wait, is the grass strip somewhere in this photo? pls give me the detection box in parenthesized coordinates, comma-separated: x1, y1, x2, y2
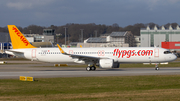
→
(0, 75, 180, 100)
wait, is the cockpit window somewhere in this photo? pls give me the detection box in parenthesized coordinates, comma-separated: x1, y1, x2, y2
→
(164, 51, 172, 54)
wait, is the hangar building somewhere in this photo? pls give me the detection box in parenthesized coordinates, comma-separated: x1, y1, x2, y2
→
(141, 25, 180, 47)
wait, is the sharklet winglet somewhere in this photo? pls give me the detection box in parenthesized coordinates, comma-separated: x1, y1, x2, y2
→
(57, 44, 66, 54)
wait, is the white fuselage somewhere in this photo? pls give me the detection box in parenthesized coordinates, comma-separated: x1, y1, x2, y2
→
(6, 47, 177, 64)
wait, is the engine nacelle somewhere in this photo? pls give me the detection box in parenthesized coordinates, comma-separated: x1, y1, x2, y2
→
(99, 59, 120, 69)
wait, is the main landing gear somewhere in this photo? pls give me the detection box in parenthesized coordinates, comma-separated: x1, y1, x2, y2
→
(155, 63, 159, 70)
(86, 66, 96, 71)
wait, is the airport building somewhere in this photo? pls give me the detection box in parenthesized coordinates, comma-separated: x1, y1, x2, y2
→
(0, 32, 10, 42)
(0, 32, 11, 58)
(24, 29, 55, 43)
(23, 29, 55, 47)
(77, 31, 134, 47)
(141, 25, 180, 47)
(43, 29, 55, 36)
(134, 36, 141, 47)
(24, 34, 54, 43)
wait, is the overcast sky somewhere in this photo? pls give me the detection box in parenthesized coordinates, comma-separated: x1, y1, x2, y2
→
(0, 0, 180, 27)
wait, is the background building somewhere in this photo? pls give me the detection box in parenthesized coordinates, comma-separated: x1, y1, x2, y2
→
(25, 34, 54, 43)
(141, 25, 180, 47)
(134, 36, 141, 47)
(24, 29, 55, 47)
(43, 29, 55, 36)
(0, 32, 11, 58)
(77, 31, 134, 47)
(162, 42, 180, 51)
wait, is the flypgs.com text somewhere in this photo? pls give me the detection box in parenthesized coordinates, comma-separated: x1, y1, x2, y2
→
(113, 49, 153, 58)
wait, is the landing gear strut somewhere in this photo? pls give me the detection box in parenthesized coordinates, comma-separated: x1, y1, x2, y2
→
(155, 63, 159, 70)
(86, 66, 96, 71)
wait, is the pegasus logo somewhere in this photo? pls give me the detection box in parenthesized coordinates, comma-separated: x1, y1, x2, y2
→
(12, 27, 29, 46)
(113, 49, 153, 58)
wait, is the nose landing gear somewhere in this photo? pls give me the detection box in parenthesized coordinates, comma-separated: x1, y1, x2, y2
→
(155, 63, 159, 70)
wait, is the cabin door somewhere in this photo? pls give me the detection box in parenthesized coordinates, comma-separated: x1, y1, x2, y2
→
(32, 49, 36, 58)
(154, 48, 159, 57)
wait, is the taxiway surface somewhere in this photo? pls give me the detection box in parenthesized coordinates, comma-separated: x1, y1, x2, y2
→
(1, 60, 180, 79)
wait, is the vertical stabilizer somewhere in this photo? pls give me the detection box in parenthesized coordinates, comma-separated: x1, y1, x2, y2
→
(7, 25, 36, 49)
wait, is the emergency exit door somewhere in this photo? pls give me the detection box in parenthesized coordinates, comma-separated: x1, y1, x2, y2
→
(154, 48, 159, 57)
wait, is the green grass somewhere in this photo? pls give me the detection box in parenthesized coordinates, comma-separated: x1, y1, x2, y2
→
(1, 75, 180, 100)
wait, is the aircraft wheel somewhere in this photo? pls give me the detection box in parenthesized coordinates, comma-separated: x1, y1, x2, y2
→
(91, 66, 96, 71)
(155, 67, 159, 71)
(86, 66, 91, 71)
(94, 67, 96, 71)
(155, 64, 159, 71)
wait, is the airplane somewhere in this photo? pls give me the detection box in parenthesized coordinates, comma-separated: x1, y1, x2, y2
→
(5, 25, 177, 71)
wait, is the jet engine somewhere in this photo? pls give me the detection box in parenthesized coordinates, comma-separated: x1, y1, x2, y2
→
(99, 59, 120, 69)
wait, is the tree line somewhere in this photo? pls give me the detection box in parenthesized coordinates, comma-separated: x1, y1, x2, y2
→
(0, 23, 179, 44)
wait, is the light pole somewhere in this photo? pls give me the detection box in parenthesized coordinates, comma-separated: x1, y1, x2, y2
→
(68, 33, 69, 45)
(95, 30, 97, 37)
(64, 27, 67, 46)
(80, 29, 84, 42)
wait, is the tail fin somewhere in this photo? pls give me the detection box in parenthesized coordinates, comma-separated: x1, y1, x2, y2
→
(7, 25, 36, 49)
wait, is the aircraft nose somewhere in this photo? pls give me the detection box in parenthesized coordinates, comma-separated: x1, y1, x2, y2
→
(171, 54, 177, 61)
(167, 54, 177, 61)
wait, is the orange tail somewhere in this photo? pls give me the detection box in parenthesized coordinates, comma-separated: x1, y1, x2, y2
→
(7, 25, 36, 49)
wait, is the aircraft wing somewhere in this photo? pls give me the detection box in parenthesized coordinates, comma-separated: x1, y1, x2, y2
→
(69, 54, 108, 60)
(57, 44, 109, 62)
